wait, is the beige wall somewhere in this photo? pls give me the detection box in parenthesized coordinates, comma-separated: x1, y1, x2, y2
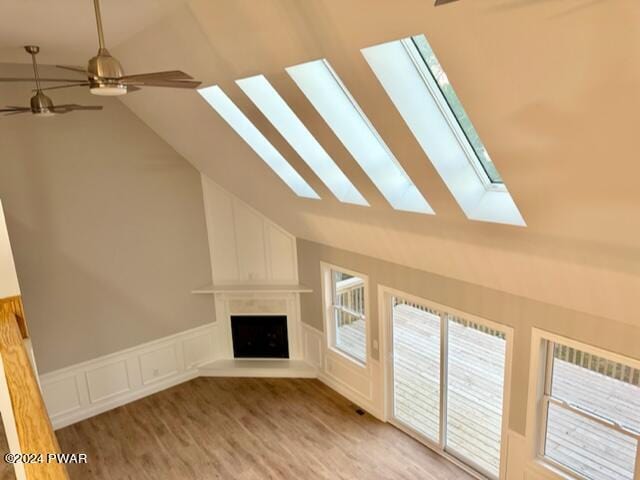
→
(0, 63, 214, 373)
(297, 238, 640, 435)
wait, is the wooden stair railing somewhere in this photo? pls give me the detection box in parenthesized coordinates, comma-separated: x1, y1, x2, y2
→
(0, 296, 69, 480)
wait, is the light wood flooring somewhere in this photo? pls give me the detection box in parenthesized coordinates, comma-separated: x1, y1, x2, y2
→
(2, 377, 472, 479)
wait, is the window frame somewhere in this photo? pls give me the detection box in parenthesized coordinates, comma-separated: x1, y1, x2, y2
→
(527, 329, 640, 480)
(321, 262, 369, 366)
(407, 36, 503, 186)
(286, 59, 434, 215)
(400, 38, 505, 192)
(197, 85, 320, 200)
(378, 285, 513, 480)
(361, 37, 526, 226)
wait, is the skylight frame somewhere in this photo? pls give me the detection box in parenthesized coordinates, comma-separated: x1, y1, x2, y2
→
(197, 85, 320, 200)
(409, 36, 504, 186)
(236, 74, 368, 206)
(402, 37, 505, 191)
(362, 36, 525, 226)
(286, 59, 434, 215)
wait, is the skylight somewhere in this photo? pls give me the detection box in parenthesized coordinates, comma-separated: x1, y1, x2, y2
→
(362, 36, 525, 226)
(198, 85, 319, 200)
(236, 75, 368, 206)
(286, 60, 434, 215)
(411, 35, 502, 184)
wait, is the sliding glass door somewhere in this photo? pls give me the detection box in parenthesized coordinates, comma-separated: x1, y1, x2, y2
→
(388, 295, 510, 479)
(391, 301, 442, 442)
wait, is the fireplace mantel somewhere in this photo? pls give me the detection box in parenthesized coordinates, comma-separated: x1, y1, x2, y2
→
(191, 284, 312, 295)
(206, 290, 305, 364)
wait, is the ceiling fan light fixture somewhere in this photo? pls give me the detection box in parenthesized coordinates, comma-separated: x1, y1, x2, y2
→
(34, 110, 56, 118)
(89, 83, 127, 96)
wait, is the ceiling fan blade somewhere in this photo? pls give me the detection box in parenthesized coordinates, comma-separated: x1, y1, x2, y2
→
(38, 82, 91, 92)
(52, 104, 103, 113)
(434, 0, 460, 5)
(122, 79, 202, 89)
(56, 65, 88, 75)
(119, 70, 193, 82)
(0, 107, 30, 113)
(126, 85, 141, 93)
(1, 109, 31, 116)
(0, 77, 85, 83)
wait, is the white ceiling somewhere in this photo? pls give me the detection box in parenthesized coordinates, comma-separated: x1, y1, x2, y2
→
(1, 0, 639, 327)
(0, 0, 188, 65)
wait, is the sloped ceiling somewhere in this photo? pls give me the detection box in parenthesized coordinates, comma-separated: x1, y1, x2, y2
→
(1, 0, 639, 326)
(0, 0, 189, 65)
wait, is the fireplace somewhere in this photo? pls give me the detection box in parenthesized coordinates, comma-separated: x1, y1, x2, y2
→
(230, 315, 289, 359)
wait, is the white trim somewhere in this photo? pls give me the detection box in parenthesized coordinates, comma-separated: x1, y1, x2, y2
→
(198, 359, 317, 378)
(320, 261, 371, 368)
(361, 38, 525, 226)
(317, 367, 385, 421)
(400, 38, 502, 191)
(525, 328, 640, 480)
(40, 322, 217, 429)
(378, 285, 513, 480)
(192, 284, 312, 294)
(212, 291, 303, 361)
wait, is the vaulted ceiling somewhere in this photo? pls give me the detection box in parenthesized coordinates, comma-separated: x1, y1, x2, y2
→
(1, 0, 639, 326)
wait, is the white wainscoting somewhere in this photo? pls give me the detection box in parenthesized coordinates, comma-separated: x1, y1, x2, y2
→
(43, 320, 320, 430)
(40, 322, 217, 430)
(301, 323, 384, 420)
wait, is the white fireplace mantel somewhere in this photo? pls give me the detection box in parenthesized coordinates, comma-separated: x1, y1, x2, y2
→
(197, 290, 318, 378)
(191, 284, 312, 294)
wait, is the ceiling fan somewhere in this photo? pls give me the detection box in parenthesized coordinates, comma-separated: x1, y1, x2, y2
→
(0, 46, 102, 117)
(1, 0, 201, 97)
(434, 0, 460, 5)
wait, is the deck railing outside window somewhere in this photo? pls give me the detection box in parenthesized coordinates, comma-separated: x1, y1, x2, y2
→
(331, 272, 366, 363)
(552, 343, 640, 387)
(541, 340, 640, 480)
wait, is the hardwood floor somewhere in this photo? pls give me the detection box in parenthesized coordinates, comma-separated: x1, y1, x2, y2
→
(39, 377, 469, 480)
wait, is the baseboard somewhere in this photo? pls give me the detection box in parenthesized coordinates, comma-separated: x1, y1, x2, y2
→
(40, 322, 217, 430)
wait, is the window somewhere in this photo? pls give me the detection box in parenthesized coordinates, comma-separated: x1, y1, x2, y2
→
(362, 36, 525, 226)
(326, 267, 367, 364)
(386, 291, 511, 479)
(198, 85, 320, 200)
(286, 59, 434, 215)
(236, 75, 368, 206)
(411, 35, 502, 184)
(541, 340, 640, 480)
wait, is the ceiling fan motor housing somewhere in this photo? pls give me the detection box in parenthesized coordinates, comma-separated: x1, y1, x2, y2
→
(30, 90, 54, 114)
(88, 48, 127, 95)
(88, 48, 124, 79)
